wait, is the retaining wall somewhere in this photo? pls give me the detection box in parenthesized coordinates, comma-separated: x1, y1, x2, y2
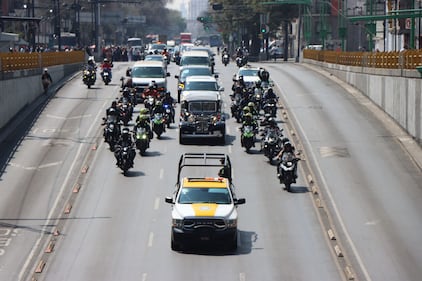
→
(305, 59, 422, 144)
(0, 63, 82, 130)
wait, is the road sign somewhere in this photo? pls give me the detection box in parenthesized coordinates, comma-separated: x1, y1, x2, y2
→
(405, 18, 411, 29)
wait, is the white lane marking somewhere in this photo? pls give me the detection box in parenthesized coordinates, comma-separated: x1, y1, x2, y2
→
(154, 197, 160, 210)
(159, 168, 164, 179)
(365, 220, 380, 226)
(226, 125, 231, 134)
(38, 161, 63, 169)
(9, 161, 63, 170)
(0, 238, 11, 247)
(141, 273, 147, 281)
(228, 145, 232, 154)
(18, 100, 107, 281)
(0, 249, 5, 256)
(148, 232, 154, 247)
(239, 272, 246, 281)
(46, 114, 92, 120)
(273, 79, 373, 281)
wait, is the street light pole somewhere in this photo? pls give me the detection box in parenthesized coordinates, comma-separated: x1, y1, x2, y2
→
(54, 0, 62, 51)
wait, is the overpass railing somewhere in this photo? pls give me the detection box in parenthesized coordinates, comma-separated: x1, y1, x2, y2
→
(303, 49, 422, 70)
(0, 51, 85, 72)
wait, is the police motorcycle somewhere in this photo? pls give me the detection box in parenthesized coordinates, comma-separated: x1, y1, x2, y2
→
(262, 98, 278, 118)
(277, 151, 300, 192)
(230, 87, 245, 123)
(151, 112, 165, 138)
(134, 126, 150, 155)
(82, 66, 96, 88)
(222, 53, 230, 66)
(117, 98, 133, 126)
(241, 125, 256, 152)
(251, 85, 264, 112)
(102, 111, 121, 151)
(236, 56, 247, 67)
(260, 125, 283, 164)
(163, 103, 174, 128)
(114, 128, 136, 176)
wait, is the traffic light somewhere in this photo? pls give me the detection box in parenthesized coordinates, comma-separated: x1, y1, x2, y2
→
(197, 16, 205, 23)
(260, 24, 267, 33)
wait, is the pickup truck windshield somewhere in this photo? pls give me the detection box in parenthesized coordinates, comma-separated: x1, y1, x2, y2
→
(178, 187, 231, 204)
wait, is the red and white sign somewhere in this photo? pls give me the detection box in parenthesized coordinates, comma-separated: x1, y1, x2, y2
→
(405, 18, 411, 29)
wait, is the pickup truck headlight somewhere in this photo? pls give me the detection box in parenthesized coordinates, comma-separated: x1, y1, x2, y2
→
(227, 219, 237, 228)
(172, 219, 183, 228)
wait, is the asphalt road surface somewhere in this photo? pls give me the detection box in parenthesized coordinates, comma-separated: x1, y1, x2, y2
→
(0, 51, 421, 281)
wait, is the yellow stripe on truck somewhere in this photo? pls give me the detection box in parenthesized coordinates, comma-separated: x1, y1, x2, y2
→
(192, 204, 217, 216)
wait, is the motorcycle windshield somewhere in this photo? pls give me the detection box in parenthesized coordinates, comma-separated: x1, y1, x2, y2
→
(282, 152, 295, 163)
(107, 115, 118, 123)
(137, 127, 146, 134)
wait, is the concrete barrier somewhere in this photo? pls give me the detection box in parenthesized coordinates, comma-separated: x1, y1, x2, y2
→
(305, 59, 422, 144)
(0, 63, 82, 130)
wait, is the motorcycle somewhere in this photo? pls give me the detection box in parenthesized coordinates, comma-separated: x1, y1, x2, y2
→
(252, 89, 263, 112)
(261, 130, 282, 164)
(241, 125, 256, 152)
(277, 152, 300, 192)
(236, 56, 246, 67)
(144, 96, 156, 112)
(135, 126, 150, 155)
(262, 98, 278, 118)
(152, 112, 165, 138)
(163, 103, 174, 128)
(115, 144, 135, 175)
(230, 93, 243, 123)
(103, 115, 120, 151)
(82, 68, 96, 88)
(101, 68, 112, 85)
(118, 101, 133, 126)
(222, 54, 230, 66)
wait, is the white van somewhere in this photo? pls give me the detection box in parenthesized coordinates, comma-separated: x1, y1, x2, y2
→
(178, 50, 213, 73)
(127, 60, 170, 100)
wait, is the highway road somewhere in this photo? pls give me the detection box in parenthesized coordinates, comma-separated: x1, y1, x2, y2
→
(0, 51, 421, 281)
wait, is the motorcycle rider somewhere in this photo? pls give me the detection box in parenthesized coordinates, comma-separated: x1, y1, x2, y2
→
(247, 101, 259, 117)
(221, 47, 229, 62)
(103, 101, 121, 124)
(143, 81, 161, 99)
(86, 57, 96, 71)
(232, 75, 247, 92)
(241, 112, 257, 147)
(263, 87, 277, 101)
(41, 68, 53, 94)
(136, 108, 150, 124)
(133, 114, 153, 142)
(276, 140, 298, 182)
(162, 47, 169, 63)
(114, 127, 136, 168)
(151, 100, 166, 132)
(236, 47, 244, 58)
(258, 68, 270, 83)
(101, 57, 113, 69)
(162, 91, 175, 123)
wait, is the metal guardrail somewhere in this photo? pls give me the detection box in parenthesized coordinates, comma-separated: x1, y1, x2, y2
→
(0, 51, 85, 72)
(303, 49, 422, 69)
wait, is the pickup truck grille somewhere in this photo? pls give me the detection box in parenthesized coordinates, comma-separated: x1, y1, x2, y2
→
(183, 218, 226, 229)
(195, 116, 210, 133)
